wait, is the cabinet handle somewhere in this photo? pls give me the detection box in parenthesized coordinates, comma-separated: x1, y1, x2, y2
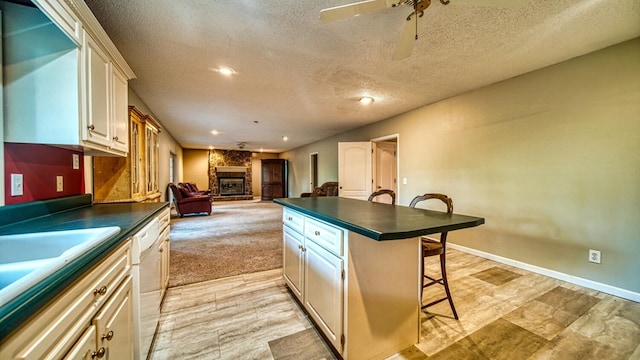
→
(314, 230, 320, 236)
(88, 125, 95, 131)
(287, 216, 293, 221)
(101, 330, 114, 341)
(92, 347, 106, 358)
(93, 286, 108, 296)
(159, 248, 164, 253)
(113, 136, 119, 141)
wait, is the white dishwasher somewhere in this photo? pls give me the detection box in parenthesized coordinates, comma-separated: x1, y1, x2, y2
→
(131, 217, 161, 360)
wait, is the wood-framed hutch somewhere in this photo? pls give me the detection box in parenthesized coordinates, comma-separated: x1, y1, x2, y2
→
(93, 106, 161, 203)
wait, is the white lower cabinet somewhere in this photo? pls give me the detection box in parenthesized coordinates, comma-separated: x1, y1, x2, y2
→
(159, 209, 171, 301)
(282, 208, 345, 353)
(304, 239, 343, 352)
(283, 226, 304, 299)
(0, 240, 133, 360)
(65, 276, 133, 359)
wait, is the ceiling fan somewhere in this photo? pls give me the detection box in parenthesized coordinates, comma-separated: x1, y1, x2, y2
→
(320, 0, 529, 60)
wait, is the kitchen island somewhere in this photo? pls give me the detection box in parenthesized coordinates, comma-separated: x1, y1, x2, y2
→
(274, 197, 484, 360)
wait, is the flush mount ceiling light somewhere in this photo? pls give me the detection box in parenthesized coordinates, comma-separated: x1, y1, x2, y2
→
(359, 96, 374, 105)
(214, 66, 235, 76)
(211, 130, 219, 135)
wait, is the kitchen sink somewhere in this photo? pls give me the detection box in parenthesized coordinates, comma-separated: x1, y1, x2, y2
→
(0, 226, 121, 306)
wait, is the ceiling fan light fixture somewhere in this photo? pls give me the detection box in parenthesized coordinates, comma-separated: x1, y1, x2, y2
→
(359, 96, 374, 105)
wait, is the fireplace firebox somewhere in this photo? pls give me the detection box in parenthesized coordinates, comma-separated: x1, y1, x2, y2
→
(218, 177, 245, 196)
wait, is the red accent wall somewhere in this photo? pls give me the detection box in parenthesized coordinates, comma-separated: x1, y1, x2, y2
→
(4, 143, 85, 205)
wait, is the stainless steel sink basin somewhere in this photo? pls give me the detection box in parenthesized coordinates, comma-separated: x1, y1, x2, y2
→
(0, 226, 121, 306)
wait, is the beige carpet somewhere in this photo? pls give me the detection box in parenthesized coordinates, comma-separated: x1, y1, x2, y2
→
(168, 199, 282, 287)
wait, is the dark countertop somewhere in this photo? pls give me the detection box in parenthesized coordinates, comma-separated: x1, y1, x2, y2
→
(274, 197, 485, 241)
(0, 195, 168, 340)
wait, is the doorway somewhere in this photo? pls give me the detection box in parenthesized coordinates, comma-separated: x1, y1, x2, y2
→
(309, 152, 318, 192)
(372, 135, 398, 203)
(337, 134, 399, 202)
(168, 152, 177, 207)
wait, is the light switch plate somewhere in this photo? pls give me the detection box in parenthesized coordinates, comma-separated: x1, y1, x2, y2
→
(11, 174, 23, 196)
(72, 154, 80, 170)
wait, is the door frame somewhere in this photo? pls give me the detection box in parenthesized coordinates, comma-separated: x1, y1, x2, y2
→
(370, 134, 399, 202)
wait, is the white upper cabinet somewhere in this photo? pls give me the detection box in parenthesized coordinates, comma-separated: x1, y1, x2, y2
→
(111, 66, 130, 154)
(2, 0, 135, 157)
(84, 32, 112, 149)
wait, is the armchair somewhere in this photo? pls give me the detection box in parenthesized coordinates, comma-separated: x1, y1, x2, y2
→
(181, 182, 211, 196)
(301, 182, 339, 197)
(168, 183, 212, 217)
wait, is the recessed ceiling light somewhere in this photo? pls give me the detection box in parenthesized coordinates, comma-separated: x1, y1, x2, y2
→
(215, 66, 235, 76)
(359, 96, 374, 105)
(211, 130, 219, 135)
(282, 136, 288, 141)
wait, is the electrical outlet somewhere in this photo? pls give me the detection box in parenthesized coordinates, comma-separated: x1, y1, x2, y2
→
(56, 176, 64, 192)
(589, 249, 601, 264)
(10, 174, 23, 196)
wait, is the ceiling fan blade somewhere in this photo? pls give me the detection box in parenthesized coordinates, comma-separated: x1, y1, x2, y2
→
(320, 0, 398, 23)
(391, 17, 416, 61)
(449, 0, 529, 8)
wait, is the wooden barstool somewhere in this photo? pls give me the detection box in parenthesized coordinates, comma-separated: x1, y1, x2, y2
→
(409, 193, 458, 319)
(367, 189, 396, 205)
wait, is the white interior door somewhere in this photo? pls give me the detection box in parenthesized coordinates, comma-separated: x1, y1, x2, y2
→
(338, 142, 372, 200)
(373, 142, 397, 204)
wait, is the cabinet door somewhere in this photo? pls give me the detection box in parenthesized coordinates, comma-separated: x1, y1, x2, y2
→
(145, 126, 160, 193)
(304, 239, 344, 352)
(283, 226, 304, 301)
(63, 325, 98, 360)
(111, 68, 129, 154)
(84, 33, 112, 148)
(93, 276, 133, 360)
(159, 228, 170, 299)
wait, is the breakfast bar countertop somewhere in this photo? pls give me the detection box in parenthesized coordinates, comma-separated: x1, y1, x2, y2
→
(273, 196, 485, 241)
(0, 195, 168, 340)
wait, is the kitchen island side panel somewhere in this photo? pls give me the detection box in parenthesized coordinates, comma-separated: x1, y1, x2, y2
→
(344, 232, 421, 360)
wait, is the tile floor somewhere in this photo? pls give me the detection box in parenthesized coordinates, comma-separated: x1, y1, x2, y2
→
(151, 249, 640, 360)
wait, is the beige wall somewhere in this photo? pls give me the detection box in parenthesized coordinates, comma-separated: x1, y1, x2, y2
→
(281, 38, 640, 294)
(182, 149, 209, 191)
(128, 90, 183, 202)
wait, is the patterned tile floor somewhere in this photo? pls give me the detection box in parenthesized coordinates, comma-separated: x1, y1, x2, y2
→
(151, 249, 640, 359)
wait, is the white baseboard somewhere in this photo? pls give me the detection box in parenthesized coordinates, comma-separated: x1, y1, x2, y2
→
(449, 243, 640, 303)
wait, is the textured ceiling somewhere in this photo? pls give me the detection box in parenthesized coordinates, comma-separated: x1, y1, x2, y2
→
(84, 0, 640, 153)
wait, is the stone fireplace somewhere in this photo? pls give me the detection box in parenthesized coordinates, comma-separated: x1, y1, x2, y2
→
(208, 150, 253, 201)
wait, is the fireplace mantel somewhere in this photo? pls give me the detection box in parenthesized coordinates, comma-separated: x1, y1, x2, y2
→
(215, 166, 247, 173)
